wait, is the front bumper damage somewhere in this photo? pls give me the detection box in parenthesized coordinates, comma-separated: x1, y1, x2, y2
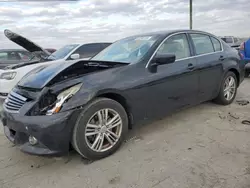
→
(1, 108, 80, 156)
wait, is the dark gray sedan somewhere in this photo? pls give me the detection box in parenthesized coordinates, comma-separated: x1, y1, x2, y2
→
(1, 29, 245, 160)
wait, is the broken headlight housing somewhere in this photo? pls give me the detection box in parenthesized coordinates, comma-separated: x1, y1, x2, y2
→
(46, 83, 82, 115)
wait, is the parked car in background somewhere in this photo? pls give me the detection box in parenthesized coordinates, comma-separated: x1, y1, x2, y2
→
(1, 30, 245, 160)
(45, 42, 111, 62)
(4, 29, 55, 63)
(0, 30, 112, 99)
(1, 30, 57, 69)
(220, 36, 242, 50)
(0, 48, 57, 69)
(0, 49, 33, 69)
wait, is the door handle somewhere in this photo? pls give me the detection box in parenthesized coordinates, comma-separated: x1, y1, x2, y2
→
(187, 63, 195, 70)
(219, 55, 225, 61)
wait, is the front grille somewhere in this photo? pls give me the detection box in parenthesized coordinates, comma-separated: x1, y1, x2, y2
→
(4, 91, 27, 113)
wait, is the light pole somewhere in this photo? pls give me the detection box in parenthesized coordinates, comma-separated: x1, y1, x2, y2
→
(190, 0, 192, 29)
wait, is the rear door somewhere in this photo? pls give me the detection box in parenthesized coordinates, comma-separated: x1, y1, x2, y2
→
(189, 33, 224, 102)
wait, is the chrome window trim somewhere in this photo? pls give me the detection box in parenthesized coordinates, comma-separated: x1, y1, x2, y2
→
(145, 31, 224, 68)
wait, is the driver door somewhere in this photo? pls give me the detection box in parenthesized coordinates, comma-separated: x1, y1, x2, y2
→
(128, 33, 199, 121)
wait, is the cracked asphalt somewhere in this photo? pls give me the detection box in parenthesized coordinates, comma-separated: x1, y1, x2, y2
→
(1, 80, 250, 188)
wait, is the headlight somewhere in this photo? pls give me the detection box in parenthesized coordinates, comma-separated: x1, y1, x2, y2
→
(0, 72, 17, 80)
(46, 83, 82, 115)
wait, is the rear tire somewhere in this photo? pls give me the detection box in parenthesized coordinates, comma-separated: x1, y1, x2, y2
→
(72, 98, 128, 160)
(214, 71, 237, 105)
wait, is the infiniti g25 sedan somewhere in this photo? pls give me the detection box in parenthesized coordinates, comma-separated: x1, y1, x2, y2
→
(1, 30, 245, 160)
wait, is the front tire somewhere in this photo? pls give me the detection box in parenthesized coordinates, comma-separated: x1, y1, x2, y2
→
(72, 98, 128, 160)
(214, 71, 237, 105)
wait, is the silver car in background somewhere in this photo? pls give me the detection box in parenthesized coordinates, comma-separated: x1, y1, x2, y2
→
(220, 36, 242, 50)
(46, 42, 112, 61)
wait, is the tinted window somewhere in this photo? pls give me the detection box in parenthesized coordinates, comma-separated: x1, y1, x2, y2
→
(0, 52, 8, 60)
(74, 44, 102, 58)
(100, 43, 111, 49)
(191, 34, 214, 55)
(211, 37, 222, 52)
(158, 33, 190, 60)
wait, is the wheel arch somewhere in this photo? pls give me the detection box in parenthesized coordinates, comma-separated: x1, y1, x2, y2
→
(227, 68, 240, 86)
(95, 91, 134, 129)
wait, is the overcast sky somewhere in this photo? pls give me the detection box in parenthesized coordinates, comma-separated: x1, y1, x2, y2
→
(0, 0, 250, 49)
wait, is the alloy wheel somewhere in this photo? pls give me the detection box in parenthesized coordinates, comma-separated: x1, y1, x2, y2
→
(223, 76, 236, 101)
(85, 108, 123, 152)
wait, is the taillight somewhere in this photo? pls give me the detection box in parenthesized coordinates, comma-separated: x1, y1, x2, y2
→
(239, 42, 245, 51)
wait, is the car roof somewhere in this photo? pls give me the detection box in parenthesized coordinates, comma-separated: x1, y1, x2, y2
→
(126, 29, 218, 38)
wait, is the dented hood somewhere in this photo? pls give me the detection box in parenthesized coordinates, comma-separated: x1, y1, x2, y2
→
(4, 29, 50, 56)
(17, 60, 128, 89)
(18, 60, 75, 89)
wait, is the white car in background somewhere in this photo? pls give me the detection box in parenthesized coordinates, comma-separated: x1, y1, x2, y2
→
(0, 29, 111, 99)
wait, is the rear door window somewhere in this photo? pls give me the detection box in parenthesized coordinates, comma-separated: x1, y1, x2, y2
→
(190, 34, 214, 55)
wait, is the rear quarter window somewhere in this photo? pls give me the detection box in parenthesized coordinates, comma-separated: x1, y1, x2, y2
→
(210, 37, 222, 52)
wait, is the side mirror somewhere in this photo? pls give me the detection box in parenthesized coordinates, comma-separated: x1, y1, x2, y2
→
(70, 53, 80, 60)
(148, 53, 176, 73)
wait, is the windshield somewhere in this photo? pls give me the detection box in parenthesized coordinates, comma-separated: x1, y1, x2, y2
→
(221, 37, 233, 43)
(47, 44, 79, 60)
(91, 35, 160, 63)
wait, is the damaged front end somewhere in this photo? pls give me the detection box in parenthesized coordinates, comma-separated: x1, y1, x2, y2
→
(8, 61, 127, 116)
(1, 60, 128, 155)
(26, 83, 82, 116)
